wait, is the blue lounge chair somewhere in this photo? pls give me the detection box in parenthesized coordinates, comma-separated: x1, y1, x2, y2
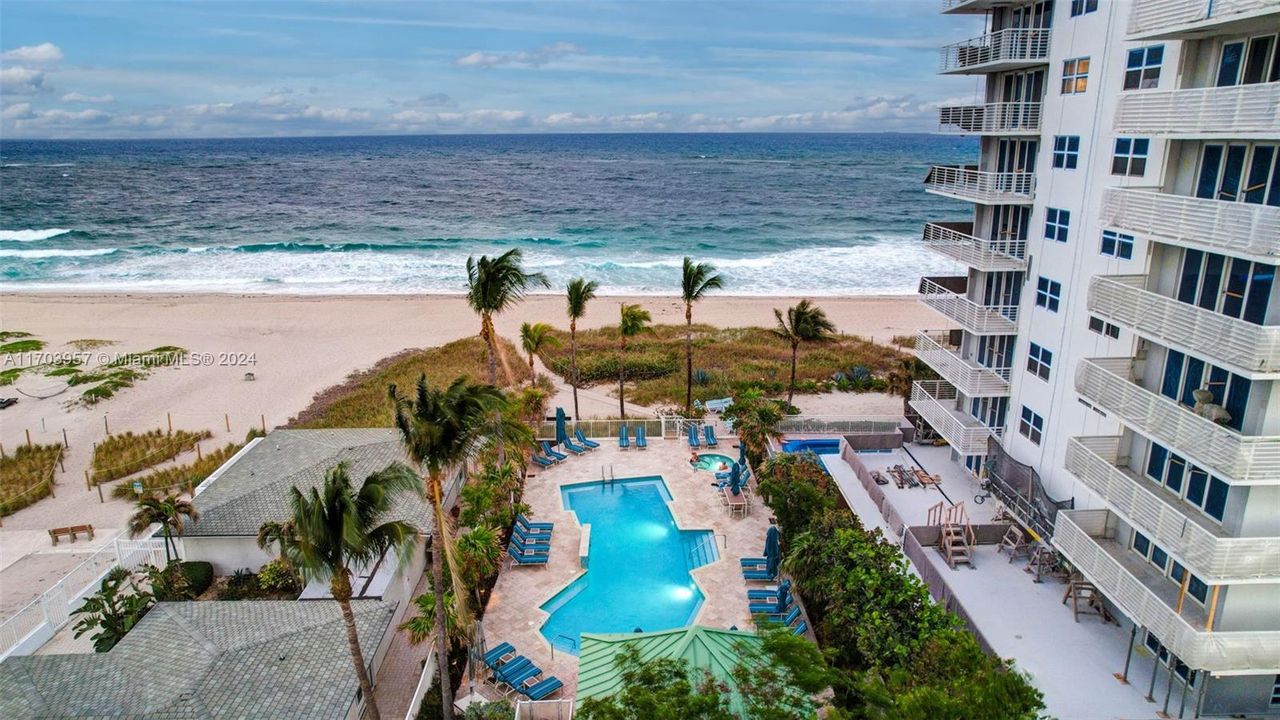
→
(483, 642, 516, 669)
(501, 661, 542, 690)
(767, 606, 802, 627)
(687, 425, 701, 448)
(540, 441, 568, 462)
(531, 454, 555, 468)
(575, 429, 600, 449)
(562, 438, 587, 455)
(517, 514, 554, 532)
(619, 424, 630, 450)
(523, 676, 564, 700)
(749, 596, 791, 614)
(742, 567, 776, 582)
(511, 538, 550, 557)
(635, 425, 648, 449)
(704, 425, 718, 447)
(793, 620, 808, 636)
(494, 656, 533, 684)
(747, 580, 790, 601)
(513, 526, 551, 545)
(508, 546, 549, 566)
(740, 557, 767, 567)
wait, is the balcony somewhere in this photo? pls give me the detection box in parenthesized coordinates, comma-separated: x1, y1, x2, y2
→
(923, 222, 1026, 271)
(1065, 437, 1280, 580)
(1127, 0, 1280, 40)
(909, 380, 1001, 455)
(1053, 509, 1280, 672)
(938, 27, 1051, 74)
(924, 165, 1035, 205)
(938, 102, 1042, 135)
(942, 0, 1040, 13)
(1101, 187, 1280, 262)
(915, 332, 1011, 397)
(1114, 82, 1280, 138)
(918, 276, 1019, 335)
(1075, 357, 1280, 485)
(1089, 275, 1280, 375)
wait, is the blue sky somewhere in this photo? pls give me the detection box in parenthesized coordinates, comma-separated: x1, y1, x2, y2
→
(0, 1, 982, 138)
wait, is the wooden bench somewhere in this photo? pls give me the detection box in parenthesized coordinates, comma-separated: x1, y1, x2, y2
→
(48, 524, 94, 545)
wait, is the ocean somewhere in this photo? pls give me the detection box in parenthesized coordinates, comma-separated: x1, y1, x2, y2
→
(0, 133, 974, 296)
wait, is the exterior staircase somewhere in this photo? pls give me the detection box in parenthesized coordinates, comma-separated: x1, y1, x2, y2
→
(928, 500, 976, 569)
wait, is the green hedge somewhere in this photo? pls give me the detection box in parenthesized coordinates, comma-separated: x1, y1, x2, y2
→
(180, 561, 213, 596)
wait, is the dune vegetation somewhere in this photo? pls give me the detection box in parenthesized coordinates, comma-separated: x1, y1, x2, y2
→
(112, 440, 246, 499)
(91, 428, 213, 485)
(0, 443, 65, 515)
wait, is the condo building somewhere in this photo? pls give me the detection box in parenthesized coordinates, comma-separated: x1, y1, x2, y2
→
(915, 0, 1280, 715)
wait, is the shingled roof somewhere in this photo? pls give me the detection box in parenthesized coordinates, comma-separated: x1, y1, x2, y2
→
(0, 600, 396, 719)
(188, 429, 433, 537)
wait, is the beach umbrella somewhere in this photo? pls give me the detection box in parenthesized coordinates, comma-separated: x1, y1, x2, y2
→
(729, 463, 742, 496)
(764, 525, 781, 577)
(738, 438, 747, 467)
(555, 407, 568, 445)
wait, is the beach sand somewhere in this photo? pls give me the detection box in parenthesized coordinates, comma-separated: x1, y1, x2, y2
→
(0, 292, 938, 576)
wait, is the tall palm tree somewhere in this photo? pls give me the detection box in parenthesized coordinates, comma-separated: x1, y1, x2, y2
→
(389, 375, 504, 720)
(565, 277, 599, 420)
(256, 519, 295, 563)
(455, 526, 503, 607)
(518, 322, 560, 383)
(465, 249, 550, 386)
(285, 462, 419, 720)
(771, 299, 837, 405)
(127, 493, 200, 563)
(616, 303, 652, 419)
(680, 258, 724, 414)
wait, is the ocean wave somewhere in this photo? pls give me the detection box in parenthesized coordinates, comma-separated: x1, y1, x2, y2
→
(0, 247, 117, 258)
(0, 228, 73, 242)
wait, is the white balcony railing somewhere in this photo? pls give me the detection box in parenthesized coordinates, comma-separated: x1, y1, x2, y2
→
(1075, 357, 1280, 485)
(938, 27, 1051, 74)
(918, 277, 1019, 335)
(925, 165, 1035, 204)
(1102, 187, 1280, 261)
(1053, 509, 1280, 672)
(909, 380, 1001, 455)
(1089, 275, 1280, 374)
(1115, 82, 1280, 137)
(915, 332, 1011, 397)
(1065, 437, 1280, 581)
(938, 102, 1042, 135)
(922, 222, 1026, 271)
(1128, 0, 1280, 39)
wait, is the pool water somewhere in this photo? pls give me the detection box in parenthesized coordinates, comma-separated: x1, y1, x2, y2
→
(539, 477, 718, 655)
(690, 453, 735, 471)
(781, 438, 841, 455)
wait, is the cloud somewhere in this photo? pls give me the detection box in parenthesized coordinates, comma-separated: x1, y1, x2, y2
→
(61, 92, 115, 103)
(392, 93, 458, 109)
(1, 42, 63, 63)
(301, 105, 371, 122)
(454, 41, 585, 69)
(0, 66, 49, 94)
(1, 102, 33, 120)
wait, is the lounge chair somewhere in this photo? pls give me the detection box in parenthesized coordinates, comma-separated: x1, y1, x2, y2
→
(793, 620, 809, 636)
(540, 441, 568, 461)
(767, 606, 802, 627)
(517, 514, 554, 532)
(483, 642, 517, 669)
(704, 425, 718, 448)
(493, 656, 534, 685)
(619, 425, 631, 450)
(562, 437, 588, 455)
(705, 397, 733, 413)
(747, 580, 790, 601)
(507, 546, 549, 566)
(523, 676, 564, 700)
(511, 538, 551, 557)
(687, 425, 701, 448)
(513, 524, 551, 543)
(742, 568, 776, 582)
(635, 425, 648, 449)
(749, 596, 791, 615)
(531, 454, 555, 468)
(501, 660, 542, 691)
(740, 557, 767, 568)
(575, 429, 600, 449)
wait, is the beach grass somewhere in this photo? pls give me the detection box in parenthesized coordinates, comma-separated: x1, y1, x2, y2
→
(288, 336, 530, 429)
(67, 338, 116, 351)
(0, 443, 64, 516)
(91, 428, 213, 485)
(0, 339, 44, 354)
(538, 323, 909, 408)
(111, 441, 242, 499)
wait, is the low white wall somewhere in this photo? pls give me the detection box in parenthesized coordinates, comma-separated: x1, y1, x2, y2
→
(183, 536, 274, 575)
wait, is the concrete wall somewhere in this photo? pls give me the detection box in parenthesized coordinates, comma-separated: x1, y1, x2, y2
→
(184, 535, 275, 575)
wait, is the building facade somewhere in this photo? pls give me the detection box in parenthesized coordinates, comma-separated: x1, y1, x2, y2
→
(917, 0, 1280, 715)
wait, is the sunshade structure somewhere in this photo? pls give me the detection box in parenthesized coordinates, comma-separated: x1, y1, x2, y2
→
(577, 626, 763, 717)
(555, 407, 569, 445)
(728, 463, 743, 495)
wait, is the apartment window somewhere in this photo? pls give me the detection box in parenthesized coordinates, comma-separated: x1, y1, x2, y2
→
(1216, 33, 1280, 87)
(1035, 277, 1061, 312)
(1178, 248, 1275, 325)
(1146, 632, 1199, 687)
(1088, 316, 1120, 338)
(1052, 136, 1080, 169)
(1196, 142, 1280, 207)
(1018, 406, 1044, 445)
(1124, 46, 1164, 90)
(1133, 531, 1210, 606)
(1145, 442, 1230, 523)
(1111, 138, 1150, 176)
(1061, 57, 1090, 94)
(1160, 349, 1252, 432)
(1044, 208, 1070, 243)
(1171, 562, 1210, 604)
(1271, 675, 1279, 706)
(1069, 0, 1098, 16)
(1026, 342, 1052, 380)
(1100, 230, 1134, 259)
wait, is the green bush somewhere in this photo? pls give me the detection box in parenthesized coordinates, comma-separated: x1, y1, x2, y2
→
(548, 350, 678, 384)
(222, 569, 258, 601)
(180, 561, 213, 596)
(257, 559, 299, 592)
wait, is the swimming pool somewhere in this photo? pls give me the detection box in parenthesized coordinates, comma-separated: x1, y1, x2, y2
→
(690, 453, 734, 471)
(782, 438, 841, 455)
(539, 477, 718, 655)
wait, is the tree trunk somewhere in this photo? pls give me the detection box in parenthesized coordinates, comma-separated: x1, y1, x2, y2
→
(162, 524, 173, 564)
(787, 343, 799, 406)
(332, 571, 381, 720)
(570, 321, 580, 420)
(685, 303, 693, 415)
(481, 314, 497, 386)
(429, 475, 455, 720)
(527, 352, 535, 384)
(618, 338, 626, 420)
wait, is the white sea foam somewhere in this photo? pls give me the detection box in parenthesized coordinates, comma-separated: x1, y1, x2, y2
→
(0, 247, 115, 258)
(0, 228, 72, 242)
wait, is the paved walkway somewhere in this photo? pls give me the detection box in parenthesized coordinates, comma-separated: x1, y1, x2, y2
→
(372, 571, 432, 720)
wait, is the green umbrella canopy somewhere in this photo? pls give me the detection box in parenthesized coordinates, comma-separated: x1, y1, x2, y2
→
(577, 625, 764, 717)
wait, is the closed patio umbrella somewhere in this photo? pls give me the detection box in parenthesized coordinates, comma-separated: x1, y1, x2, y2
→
(764, 525, 781, 577)
(555, 407, 569, 445)
(729, 463, 743, 495)
(737, 438, 747, 467)
(774, 583, 791, 614)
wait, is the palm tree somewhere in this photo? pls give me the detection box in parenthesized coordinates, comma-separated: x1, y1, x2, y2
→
(256, 520, 295, 564)
(771, 299, 837, 405)
(455, 526, 503, 607)
(565, 277, 599, 420)
(285, 461, 419, 720)
(723, 392, 784, 466)
(680, 258, 724, 414)
(127, 493, 200, 563)
(519, 322, 560, 384)
(390, 374, 504, 720)
(465, 249, 550, 386)
(616, 303, 652, 419)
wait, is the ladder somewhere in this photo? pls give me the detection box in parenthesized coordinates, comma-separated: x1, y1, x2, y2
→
(1062, 573, 1111, 623)
(941, 523, 973, 569)
(997, 525, 1030, 563)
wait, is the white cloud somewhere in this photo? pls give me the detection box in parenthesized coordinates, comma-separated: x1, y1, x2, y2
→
(35, 108, 111, 123)
(1, 102, 33, 120)
(301, 105, 371, 122)
(1, 66, 50, 95)
(61, 92, 115, 103)
(392, 93, 457, 109)
(454, 41, 585, 69)
(1, 42, 63, 63)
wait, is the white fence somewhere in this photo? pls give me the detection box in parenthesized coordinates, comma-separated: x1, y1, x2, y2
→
(937, 101, 1042, 135)
(938, 27, 1051, 73)
(514, 699, 575, 720)
(924, 165, 1035, 204)
(1114, 82, 1280, 136)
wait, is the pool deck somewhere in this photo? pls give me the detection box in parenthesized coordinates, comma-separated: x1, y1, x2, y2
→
(479, 436, 772, 699)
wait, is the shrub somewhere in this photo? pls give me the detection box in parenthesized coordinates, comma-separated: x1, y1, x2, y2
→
(143, 562, 193, 601)
(112, 442, 241, 499)
(180, 561, 214, 596)
(222, 569, 258, 601)
(462, 700, 514, 720)
(0, 443, 64, 515)
(91, 428, 212, 484)
(257, 558, 299, 592)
